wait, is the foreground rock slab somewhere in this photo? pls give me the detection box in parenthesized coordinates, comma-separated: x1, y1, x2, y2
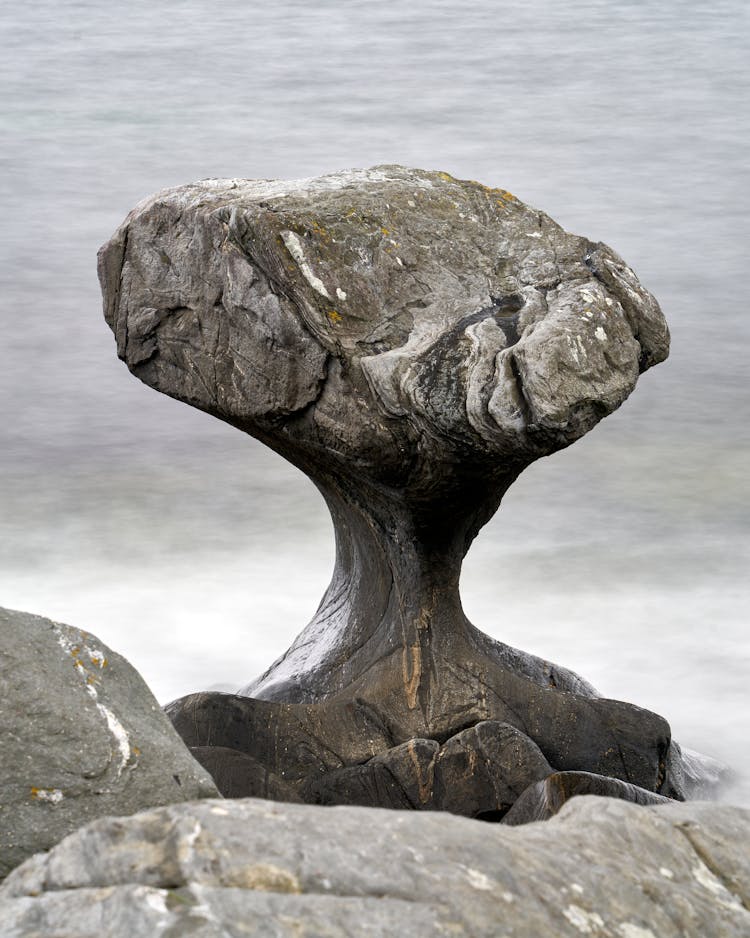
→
(0, 607, 219, 880)
(2, 796, 748, 937)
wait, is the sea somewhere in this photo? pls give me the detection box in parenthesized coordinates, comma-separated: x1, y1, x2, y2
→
(1, 0, 748, 803)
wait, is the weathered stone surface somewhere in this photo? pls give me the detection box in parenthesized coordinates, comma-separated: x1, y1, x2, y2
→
(99, 165, 669, 709)
(0, 607, 219, 881)
(2, 797, 748, 937)
(502, 771, 673, 826)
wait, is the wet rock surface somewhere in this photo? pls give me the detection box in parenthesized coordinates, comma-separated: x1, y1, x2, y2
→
(302, 721, 553, 817)
(0, 607, 219, 881)
(502, 771, 673, 826)
(166, 681, 688, 817)
(2, 796, 748, 937)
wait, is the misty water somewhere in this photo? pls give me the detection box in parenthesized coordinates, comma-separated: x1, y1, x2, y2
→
(1, 1, 748, 803)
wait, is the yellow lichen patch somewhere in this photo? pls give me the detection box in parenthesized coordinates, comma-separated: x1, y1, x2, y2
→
(327, 309, 342, 323)
(493, 188, 517, 201)
(226, 864, 301, 893)
(380, 227, 390, 236)
(437, 171, 454, 182)
(309, 220, 331, 243)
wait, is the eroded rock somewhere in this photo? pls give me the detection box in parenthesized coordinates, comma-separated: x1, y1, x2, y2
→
(100, 166, 708, 816)
(99, 165, 668, 709)
(0, 607, 219, 880)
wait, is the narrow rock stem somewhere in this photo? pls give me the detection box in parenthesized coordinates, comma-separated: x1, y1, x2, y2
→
(245, 468, 516, 705)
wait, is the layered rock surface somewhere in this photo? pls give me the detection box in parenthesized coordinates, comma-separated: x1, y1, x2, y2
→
(0, 607, 219, 880)
(2, 796, 748, 937)
(99, 165, 691, 816)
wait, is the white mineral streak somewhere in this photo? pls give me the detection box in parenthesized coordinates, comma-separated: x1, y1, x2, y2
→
(336, 287, 347, 301)
(141, 886, 172, 928)
(33, 788, 64, 804)
(618, 925, 658, 938)
(692, 860, 744, 911)
(280, 231, 332, 299)
(568, 334, 587, 365)
(97, 704, 132, 774)
(176, 818, 203, 866)
(144, 888, 170, 914)
(52, 624, 131, 775)
(659, 867, 674, 879)
(463, 867, 495, 891)
(595, 326, 607, 342)
(563, 904, 605, 933)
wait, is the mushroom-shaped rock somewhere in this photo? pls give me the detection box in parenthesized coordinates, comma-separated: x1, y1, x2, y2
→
(100, 166, 681, 806)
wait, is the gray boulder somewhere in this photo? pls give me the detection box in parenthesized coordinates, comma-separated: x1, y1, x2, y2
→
(1, 796, 748, 937)
(0, 607, 219, 880)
